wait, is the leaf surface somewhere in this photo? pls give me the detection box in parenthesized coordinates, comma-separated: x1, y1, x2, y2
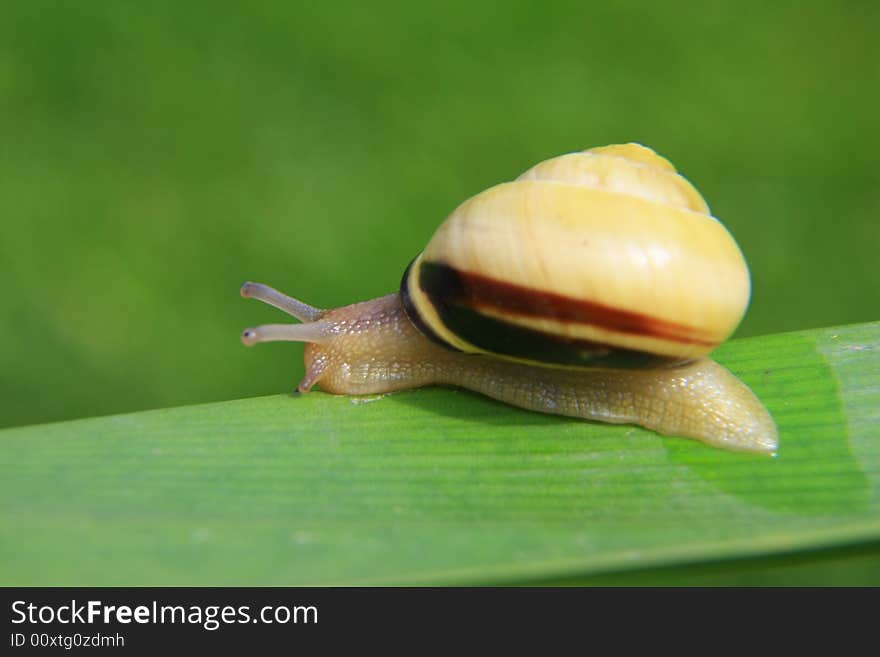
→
(1, 322, 878, 585)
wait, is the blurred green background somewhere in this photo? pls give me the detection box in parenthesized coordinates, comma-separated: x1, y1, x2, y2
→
(1, 0, 878, 428)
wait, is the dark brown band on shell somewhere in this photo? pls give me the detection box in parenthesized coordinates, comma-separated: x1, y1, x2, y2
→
(402, 259, 682, 368)
(400, 258, 461, 351)
(418, 261, 715, 347)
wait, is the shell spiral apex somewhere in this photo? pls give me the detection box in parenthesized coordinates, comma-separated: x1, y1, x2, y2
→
(402, 143, 751, 368)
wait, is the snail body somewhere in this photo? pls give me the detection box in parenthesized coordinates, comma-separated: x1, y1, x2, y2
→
(241, 144, 778, 453)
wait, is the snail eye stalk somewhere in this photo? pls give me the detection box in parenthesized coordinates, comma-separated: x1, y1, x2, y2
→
(240, 282, 324, 322)
(240, 282, 330, 345)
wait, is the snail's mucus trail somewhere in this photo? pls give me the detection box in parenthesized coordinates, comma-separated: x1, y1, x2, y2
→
(402, 260, 710, 369)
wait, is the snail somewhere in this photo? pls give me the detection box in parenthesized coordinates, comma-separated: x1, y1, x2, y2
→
(240, 144, 778, 453)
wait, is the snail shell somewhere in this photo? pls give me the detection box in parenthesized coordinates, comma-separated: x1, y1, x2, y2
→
(402, 143, 750, 368)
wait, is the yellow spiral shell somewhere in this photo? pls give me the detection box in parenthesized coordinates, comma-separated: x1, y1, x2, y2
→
(401, 144, 751, 368)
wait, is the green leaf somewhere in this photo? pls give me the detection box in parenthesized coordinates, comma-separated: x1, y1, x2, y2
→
(1, 322, 879, 585)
